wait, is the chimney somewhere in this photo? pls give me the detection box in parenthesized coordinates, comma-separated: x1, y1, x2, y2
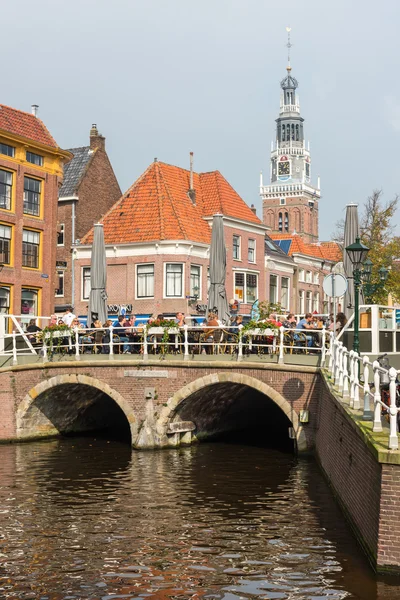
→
(31, 104, 39, 117)
(251, 204, 257, 215)
(89, 123, 105, 151)
(188, 151, 196, 205)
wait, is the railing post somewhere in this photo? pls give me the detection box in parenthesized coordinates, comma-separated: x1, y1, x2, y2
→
(143, 327, 148, 362)
(238, 334, 243, 362)
(362, 356, 373, 420)
(321, 328, 326, 365)
(338, 345, 345, 394)
(328, 332, 334, 374)
(342, 350, 349, 398)
(388, 367, 399, 450)
(42, 338, 47, 363)
(353, 352, 360, 409)
(12, 330, 17, 365)
(183, 324, 189, 360)
(278, 326, 284, 364)
(373, 360, 383, 432)
(335, 342, 342, 387)
(74, 327, 80, 361)
(349, 350, 355, 405)
(109, 325, 114, 360)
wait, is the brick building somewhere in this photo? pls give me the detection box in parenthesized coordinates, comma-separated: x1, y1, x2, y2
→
(55, 124, 121, 312)
(73, 158, 268, 320)
(0, 104, 71, 322)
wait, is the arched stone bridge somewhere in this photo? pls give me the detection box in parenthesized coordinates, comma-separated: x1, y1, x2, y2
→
(0, 359, 321, 452)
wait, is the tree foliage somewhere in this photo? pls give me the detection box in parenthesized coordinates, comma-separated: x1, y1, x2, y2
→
(332, 190, 400, 303)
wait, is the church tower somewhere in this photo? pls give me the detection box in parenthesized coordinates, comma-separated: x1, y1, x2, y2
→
(261, 29, 320, 243)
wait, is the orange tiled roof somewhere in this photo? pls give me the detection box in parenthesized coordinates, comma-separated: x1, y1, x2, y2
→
(270, 233, 342, 262)
(82, 161, 261, 245)
(0, 104, 58, 148)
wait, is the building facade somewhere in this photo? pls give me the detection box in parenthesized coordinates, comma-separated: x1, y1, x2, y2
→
(0, 104, 71, 322)
(260, 60, 321, 243)
(55, 124, 121, 312)
(73, 159, 268, 320)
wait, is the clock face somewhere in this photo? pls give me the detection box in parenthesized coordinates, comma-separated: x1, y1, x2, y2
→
(278, 161, 290, 176)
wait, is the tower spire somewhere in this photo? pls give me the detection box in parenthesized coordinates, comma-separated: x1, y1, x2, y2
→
(286, 26, 292, 70)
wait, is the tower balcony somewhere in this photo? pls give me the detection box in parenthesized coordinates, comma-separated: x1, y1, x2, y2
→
(279, 102, 300, 114)
(271, 145, 310, 157)
(260, 182, 321, 199)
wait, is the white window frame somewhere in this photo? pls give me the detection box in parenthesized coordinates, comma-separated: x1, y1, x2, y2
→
(298, 290, 305, 314)
(82, 266, 91, 300)
(314, 272, 320, 285)
(233, 271, 258, 304)
(313, 292, 319, 313)
(298, 268, 305, 282)
(233, 235, 241, 260)
(269, 274, 278, 304)
(248, 239, 256, 263)
(281, 276, 290, 310)
(280, 197, 286, 205)
(306, 270, 312, 283)
(57, 223, 65, 247)
(306, 290, 312, 313)
(164, 262, 184, 299)
(190, 264, 202, 300)
(136, 263, 155, 299)
(55, 270, 64, 297)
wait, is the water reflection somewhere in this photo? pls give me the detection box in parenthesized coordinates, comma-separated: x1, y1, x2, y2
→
(0, 440, 398, 599)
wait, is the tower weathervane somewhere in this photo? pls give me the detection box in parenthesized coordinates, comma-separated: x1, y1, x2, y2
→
(286, 26, 292, 68)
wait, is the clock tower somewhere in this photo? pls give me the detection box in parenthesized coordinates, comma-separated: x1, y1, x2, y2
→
(261, 33, 320, 243)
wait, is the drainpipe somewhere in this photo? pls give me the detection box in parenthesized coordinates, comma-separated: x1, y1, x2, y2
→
(71, 200, 77, 309)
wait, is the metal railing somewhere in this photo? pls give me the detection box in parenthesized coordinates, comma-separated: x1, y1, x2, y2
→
(326, 333, 400, 450)
(0, 322, 328, 366)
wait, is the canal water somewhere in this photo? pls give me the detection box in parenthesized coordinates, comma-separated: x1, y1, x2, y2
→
(0, 439, 399, 600)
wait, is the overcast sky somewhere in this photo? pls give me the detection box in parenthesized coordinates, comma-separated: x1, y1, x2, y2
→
(3, 0, 400, 240)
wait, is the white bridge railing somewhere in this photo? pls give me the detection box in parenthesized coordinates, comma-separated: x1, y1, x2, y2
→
(326, 332, 400, 450)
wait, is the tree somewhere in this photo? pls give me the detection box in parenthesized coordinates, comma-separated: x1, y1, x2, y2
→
(332, 190, 400, 303)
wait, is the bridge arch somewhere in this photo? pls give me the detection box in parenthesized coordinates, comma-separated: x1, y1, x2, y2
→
(157, 372, 307, 451)
(17, 374, 138, 445)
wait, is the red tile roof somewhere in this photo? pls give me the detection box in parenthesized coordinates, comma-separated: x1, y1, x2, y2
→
(270, 233, 342, 262)
(0, 104, 58, 148)
(82, 161, 262, 245)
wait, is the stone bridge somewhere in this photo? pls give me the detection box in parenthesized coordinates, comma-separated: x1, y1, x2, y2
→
(0, 358, 320, 452)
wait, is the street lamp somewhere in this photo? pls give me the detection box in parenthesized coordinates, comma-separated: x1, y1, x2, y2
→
(362, 263, 389, 304)
(345, 237, 370, 354)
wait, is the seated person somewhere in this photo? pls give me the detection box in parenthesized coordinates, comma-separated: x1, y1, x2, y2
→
(101, 320, 114, 353)
(282, 313, 297, 329)
(114, 315, 131, 353)
(175, 312, 185, 327)
(26, 319, 42, 344)
(295, 313, 315, 348)
(201, 312, 220, 353)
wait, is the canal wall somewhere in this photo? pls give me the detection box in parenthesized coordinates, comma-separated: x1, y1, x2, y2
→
(316, 373, 400, 574)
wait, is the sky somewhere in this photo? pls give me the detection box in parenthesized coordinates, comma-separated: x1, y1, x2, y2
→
(2, 0, 400, 240)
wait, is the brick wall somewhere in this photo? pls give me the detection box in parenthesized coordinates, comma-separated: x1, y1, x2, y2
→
(378, 465, 400, 570)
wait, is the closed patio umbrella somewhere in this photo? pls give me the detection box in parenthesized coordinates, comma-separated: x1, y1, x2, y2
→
(343, 203, 362, 318)
(206, 214, 230, 325)
(87, 223, 108, 327)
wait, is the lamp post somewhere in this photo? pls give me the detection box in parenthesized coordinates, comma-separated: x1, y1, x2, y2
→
(361, 258, 389, 303)
(345, 237, 370, 354)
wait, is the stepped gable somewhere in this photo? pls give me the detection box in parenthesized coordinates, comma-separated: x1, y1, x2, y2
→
(0, 104, 58, 147)
(270, 233, 341, 262)
(81, 160, 261, 245)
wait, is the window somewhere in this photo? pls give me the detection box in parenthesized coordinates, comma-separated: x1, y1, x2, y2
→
(298, 290, 305, 314)
(165, 263, 183, 297)
(0, 170, 12, 210)
(23, 177, 41, 216)
(0, 286, 10, 314)
(314, 272, 320, 285)
(26, 151, 44, 166)
(269, 274, 278, 304)
(0, 143, 14, 158)
(0, 224, 11, 264)
(246, 273, 257, 303)
(55, 271, 64, 297)
(306, 270, 312, 283)
(313, 292, 319, 313)
(190, 265, 201, 299)
(82, 267, 91, 300)
(281, 277, 289, 309)
(305, 162, 310, 178)
(234, 272, 258, 304)
(233, 235, 241, 260)
(57, 224, 65, 246)
(22, 229, 40, 268)
(248, 239, 255, 263)
(21, 288, 38, 323)
(280, 197, 286, 205)
(278, 212, 283, 232)
(137, 264, 154, 298)
(298, 268, 305, 282)
(284, 213, 289, 232)
(306, 291, 312, 313)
